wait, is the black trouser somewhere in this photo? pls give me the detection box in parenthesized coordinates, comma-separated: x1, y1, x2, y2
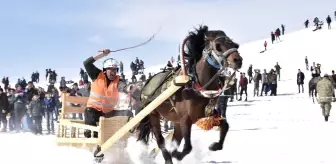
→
(0, 112, 7, 130)
(46, 111, 54, 132)
(84, 108, 103, 138)
(260, 83, 268, 95)
(298, 83, 304, 93)
(84, 107, 134, 138)
(306, 63, 309, 70)
(270, 84, 277, 96)
(32, 116, 43, 134)
(240, 86, 247, 99)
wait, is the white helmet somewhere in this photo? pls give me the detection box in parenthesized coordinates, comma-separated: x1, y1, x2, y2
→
(103, 58, 119, 69)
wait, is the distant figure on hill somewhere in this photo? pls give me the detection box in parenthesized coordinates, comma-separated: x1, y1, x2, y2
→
(334, 11, 336, 20)
(281, 24, 285, 35)
(264, 41, 267, 51)
(313, 17, 319, 26)
(304, 19, 309, 28)
(271, 31, 275, 44)
(297, 69, 305, 93)
(305, 56, 309, 70)
(275, 28, 281, 41)
(326, 15, 332, 29)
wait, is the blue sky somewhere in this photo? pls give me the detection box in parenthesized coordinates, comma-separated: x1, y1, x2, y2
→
(1, 0, 336, 82)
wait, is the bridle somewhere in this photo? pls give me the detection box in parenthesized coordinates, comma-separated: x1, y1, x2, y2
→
(193, 35, 239, 98)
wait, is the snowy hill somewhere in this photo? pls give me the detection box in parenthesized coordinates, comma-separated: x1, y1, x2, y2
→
(1, 23, 336, 164)
(238, 22, 336, 77)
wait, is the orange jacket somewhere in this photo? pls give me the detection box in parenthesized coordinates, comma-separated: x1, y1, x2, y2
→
(87, 72, 120, 113)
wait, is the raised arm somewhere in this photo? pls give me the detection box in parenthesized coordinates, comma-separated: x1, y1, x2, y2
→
(83, 49, 111, 81)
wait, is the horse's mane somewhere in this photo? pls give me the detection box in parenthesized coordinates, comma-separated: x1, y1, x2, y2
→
(186, 25, 239, 62)
(186, 25, 208, 62)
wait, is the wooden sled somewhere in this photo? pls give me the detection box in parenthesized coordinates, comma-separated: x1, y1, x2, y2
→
(56, 93, 133, 152)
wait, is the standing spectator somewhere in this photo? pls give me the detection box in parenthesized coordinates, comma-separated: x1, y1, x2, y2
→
(7, 89, 16, 131)
(313, 17, 319, 26)
(297, 69, 305, 93)
(253, 69, 262, 96)
(44, 92, 55, 134)
(247, 64, 253, 83)
(305, 56, 309, 70)
(119, 61, 124, 74)
(0, 88, 9, 132)
(27, 94, 44, 135)
(281, 24, 285, 35)
(238, 73, 248, 101)
(264, 41, 267, 51)
(274, 62, 281, 80)
(334, 11, 336, 20)
(271, 32, 275, 44)
(304, 19, 309, 28)
(275, 29, 281, 41)
(268, 69, 277, 96)
(260, 69, 269, 96)
(326, 15, 332, 29)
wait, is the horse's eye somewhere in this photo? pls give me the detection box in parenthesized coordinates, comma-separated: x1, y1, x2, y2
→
(215, 44, 222, 51)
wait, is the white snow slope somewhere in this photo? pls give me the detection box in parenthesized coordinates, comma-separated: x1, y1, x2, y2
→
(1, 23, 336, 164)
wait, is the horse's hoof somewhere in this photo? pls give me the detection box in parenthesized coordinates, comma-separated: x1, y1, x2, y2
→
(209, 142, 223, 151)
(171, 150, 183, 161)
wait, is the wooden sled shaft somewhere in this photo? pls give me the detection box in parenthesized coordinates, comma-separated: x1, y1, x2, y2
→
(96, 76, 188, 156)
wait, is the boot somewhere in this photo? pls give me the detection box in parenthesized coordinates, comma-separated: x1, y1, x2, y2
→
(238, 97, 242, 101)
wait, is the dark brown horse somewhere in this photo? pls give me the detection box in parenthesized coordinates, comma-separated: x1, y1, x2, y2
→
(137, 25, 243, 164)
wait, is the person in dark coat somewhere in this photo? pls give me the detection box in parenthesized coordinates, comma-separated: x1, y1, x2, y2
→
(326, 15, 332, 29)
(271, 32, 275, 44)
(297, 69, 305, 93)
(27, 95, 44, 135)
(304, 19, 309, 28)
(0, 88, 9, 132)
(247, 64, 253, 83)
(281, 24, 285, 35)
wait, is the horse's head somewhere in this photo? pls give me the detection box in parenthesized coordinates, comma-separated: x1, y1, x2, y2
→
(204, 30, 242, 70)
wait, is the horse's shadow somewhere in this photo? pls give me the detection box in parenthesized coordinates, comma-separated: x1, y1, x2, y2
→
(203, 161, 235, 163)
(246, 99, 271, 102)
(230, 127, 278, 131)
(228, 103, 254, 107)
(276, 93, 296, 96)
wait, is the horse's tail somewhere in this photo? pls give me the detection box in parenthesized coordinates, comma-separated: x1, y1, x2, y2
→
(136, 102, 152, 144)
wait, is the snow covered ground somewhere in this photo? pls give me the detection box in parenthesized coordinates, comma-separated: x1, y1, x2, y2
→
(1, 23, 336, 164)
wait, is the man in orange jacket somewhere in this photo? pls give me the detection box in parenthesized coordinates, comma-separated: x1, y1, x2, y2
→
(83, 49, 131, 138)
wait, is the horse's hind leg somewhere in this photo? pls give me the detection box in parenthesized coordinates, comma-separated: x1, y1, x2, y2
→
(171, 115, 192, 161)
(149, 114, 173, 164)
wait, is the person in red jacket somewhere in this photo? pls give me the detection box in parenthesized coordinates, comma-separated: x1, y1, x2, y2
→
(238, 73, 248, 101)
(264, 41, 267, 51)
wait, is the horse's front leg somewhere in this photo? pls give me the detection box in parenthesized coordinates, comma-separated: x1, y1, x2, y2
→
(209, 95, 230, 151)
(171, 115, 192, 161)
(149, 114, 173, 164)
